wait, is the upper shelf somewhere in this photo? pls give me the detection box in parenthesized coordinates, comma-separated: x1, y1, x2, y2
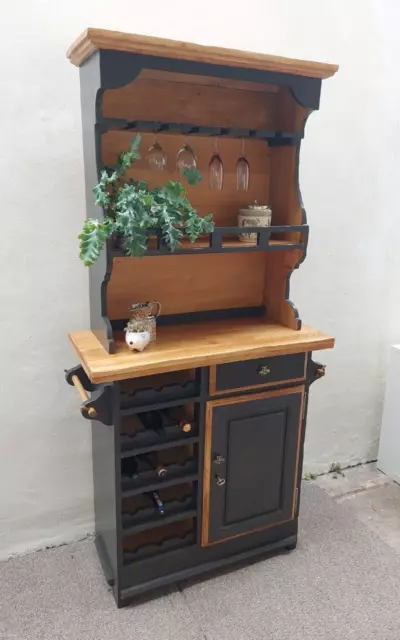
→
(67, 28, 339, 79)
(69, 318, 335, 384)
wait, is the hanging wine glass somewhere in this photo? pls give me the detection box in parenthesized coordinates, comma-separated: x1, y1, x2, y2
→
(176, 140, 197, 174)
(209, 139, 224, 190)
(236, 139, 250, 191)
(147, 138, 167, 171)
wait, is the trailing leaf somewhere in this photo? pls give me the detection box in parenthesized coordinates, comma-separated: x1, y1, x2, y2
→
(130, 134, 142, 159)
(201, 214, 215, 234)
(183, 167, 203, 186)
(157, 204, 183, 251)
(79, 219, 113, 266)
(162, 181, 186, 198)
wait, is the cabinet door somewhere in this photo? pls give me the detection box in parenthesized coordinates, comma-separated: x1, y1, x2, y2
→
(202, 387, 304, 546)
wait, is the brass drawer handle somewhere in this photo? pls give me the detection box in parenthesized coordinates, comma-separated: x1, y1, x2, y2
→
(257, 365, 271, 377)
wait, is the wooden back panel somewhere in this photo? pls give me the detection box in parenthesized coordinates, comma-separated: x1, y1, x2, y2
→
(102, 70, 278, 130)
(107, 253, 268, 320)
(135, 69, 279, 93)
(101, 132, 271, 227)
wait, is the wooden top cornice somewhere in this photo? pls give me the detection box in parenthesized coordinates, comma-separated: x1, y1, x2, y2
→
(67, 28, 338, 79)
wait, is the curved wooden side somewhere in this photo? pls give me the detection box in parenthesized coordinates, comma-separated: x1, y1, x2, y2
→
(263, 90, 313, 330)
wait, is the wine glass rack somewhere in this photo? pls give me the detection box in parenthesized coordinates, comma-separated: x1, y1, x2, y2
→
(97, 117, 302, 146)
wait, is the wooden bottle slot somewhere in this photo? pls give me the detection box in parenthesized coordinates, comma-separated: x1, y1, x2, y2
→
(121, 482, 197, 534)
(119, 371, 198, 410)
(120, 404, 199, 457)
(123, 518, 196, 563)
(120, 443, 198, 497)
(160, 406, 193, 433)
(123, 482, 196, 515)
(119, 370, 196, 395)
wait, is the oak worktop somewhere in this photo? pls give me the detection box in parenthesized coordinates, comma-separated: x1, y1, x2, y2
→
(69, 318, 334, 384)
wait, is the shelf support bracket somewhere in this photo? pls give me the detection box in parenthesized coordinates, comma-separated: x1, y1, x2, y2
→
(65, 365, 113, 425)
(307, 356, 327, 386)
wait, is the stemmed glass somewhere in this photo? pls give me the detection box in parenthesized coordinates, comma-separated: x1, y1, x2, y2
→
(176, 140, 197, 174)
(236, 139, 250, 191)
(209, 139, 224, 190)
(147, 137, 167, 171)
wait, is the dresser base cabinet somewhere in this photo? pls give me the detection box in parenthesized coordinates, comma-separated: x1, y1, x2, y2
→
(64, 354, 328, 608)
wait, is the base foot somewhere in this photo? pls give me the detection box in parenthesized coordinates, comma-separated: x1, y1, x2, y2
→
(286, 540, 297, 551)
(95, 535, 115, 587)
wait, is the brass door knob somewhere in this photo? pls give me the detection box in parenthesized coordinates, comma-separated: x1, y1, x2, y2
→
(215, 475, 226, 486)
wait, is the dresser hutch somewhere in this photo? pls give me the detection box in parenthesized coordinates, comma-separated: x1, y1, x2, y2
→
(65, 28, 337, 607)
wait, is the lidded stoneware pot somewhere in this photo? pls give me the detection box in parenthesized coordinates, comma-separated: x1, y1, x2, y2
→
(238, 202, 272, 243)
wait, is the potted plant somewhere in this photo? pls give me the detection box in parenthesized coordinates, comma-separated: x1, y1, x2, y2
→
(124, 319, 152, 352)
(78, 135, 214, 266)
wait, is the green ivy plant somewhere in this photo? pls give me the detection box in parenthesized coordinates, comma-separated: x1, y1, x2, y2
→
(79, 135, 214, 266)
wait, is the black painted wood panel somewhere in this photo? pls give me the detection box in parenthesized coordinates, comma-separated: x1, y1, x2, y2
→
(225, 411, 286, 523)
(91, 384, 122, 584)
(206, 392, 302, 544)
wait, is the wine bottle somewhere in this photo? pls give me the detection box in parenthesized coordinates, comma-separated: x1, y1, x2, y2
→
(138, 411, 166, 436)
(149, 490, 165, 515)
(139, 452, 167, 478)
(161, 407, 192, 433)
(121, 456, 138, 478)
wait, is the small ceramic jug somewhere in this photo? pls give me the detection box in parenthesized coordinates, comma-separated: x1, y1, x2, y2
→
(129, 301, 161, 343)
(125, 330, 151, 352)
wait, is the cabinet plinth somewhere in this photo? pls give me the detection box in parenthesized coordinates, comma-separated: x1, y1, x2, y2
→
(65, 27, 337, 607)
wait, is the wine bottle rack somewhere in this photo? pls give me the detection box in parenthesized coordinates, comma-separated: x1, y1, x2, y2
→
(118, 398, 200, 567)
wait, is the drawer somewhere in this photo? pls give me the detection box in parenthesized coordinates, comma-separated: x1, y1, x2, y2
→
(209, 353, 307, 395)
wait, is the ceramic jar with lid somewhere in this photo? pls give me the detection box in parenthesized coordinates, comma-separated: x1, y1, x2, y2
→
(238, 202, 272, 243)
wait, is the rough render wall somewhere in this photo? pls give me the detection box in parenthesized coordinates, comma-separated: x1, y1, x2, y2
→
(1, 0, 399, 558)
